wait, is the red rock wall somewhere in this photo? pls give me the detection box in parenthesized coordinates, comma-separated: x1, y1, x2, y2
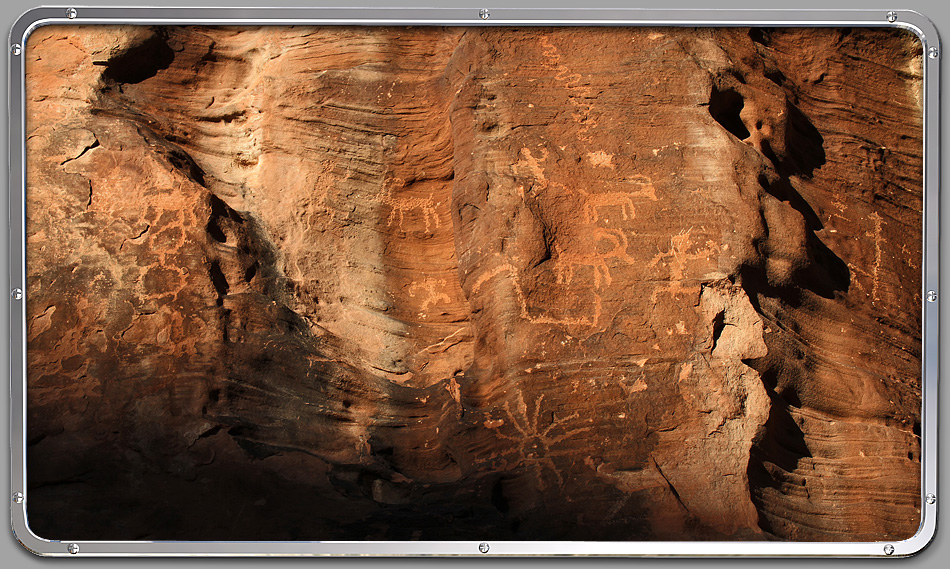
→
(24, 25, 922, 541)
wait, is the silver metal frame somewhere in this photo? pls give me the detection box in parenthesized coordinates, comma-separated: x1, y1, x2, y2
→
(6, 6, 940, 557)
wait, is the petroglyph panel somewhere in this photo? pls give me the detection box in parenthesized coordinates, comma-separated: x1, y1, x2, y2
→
(24, 25, 922, 543)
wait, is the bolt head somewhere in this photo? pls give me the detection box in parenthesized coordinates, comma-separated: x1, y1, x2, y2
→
(884, 544, 895, 555)
(12, 492, 24, 504)
(886, 11, 898, 23)
(479, 9, 490, 20)
(478, 542, 490, 553)
(11, 288, 23, 300)
(10, 43, 21, 56)
(929, 47, 939, 59)
(66, 8, 78, 19)
(67, 543, 80, 555)
(926, 493, 937, 505)
(927, 290, 938, 303)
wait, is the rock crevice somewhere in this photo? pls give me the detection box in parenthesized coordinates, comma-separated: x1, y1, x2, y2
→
(24, 25, 922, 541)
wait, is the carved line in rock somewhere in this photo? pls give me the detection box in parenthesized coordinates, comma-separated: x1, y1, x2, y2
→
(23, 25, 922, 541)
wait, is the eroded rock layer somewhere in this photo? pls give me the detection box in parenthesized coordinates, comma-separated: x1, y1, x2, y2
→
(24, 25, 922, 541)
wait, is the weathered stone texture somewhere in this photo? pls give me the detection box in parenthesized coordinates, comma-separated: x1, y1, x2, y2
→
(24, 25, 922, 541)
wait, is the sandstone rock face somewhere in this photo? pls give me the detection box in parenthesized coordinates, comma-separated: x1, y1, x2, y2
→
(24, 25, 923, 541)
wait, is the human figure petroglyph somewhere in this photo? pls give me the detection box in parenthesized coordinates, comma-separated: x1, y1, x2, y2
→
(651, 229, 693, 278)
(407, 277, 452, 311)
(649, 228, 722, 302)
(512, 147, 550, 196)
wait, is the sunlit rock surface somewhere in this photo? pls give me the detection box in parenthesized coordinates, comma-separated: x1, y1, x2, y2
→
(24, 25, 922, 541)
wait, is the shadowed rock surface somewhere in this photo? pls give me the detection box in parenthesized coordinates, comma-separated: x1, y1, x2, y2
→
(24, 25, 922, 541)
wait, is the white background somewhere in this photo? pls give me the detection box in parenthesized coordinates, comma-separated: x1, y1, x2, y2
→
(2, 0, 947, 566)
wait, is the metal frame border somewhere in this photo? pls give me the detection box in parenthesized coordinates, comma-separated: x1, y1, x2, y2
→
(6, 6, 940, 557)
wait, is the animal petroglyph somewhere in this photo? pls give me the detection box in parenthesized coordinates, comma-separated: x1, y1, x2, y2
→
(512, 145, 659, 226)
(469, 261, 602, 328)
(554, 227, 636, 289)
(381, 177, 442, 234)
(583, 192, 636, 223)
(587, 150, 615, 169)
(579, 177, 658, 224)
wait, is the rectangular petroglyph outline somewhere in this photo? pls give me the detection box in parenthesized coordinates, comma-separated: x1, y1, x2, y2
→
(6, 6, 940, 557)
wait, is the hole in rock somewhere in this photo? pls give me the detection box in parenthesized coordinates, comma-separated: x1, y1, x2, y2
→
(207, 218, 227, 243)
(710, 310, 726, 352)
(709, 86, 751, 140)
(209, 260, 229, 305)
(765, 69, 786, 86)
(748, 28, 771, 46)
(102, 30, 175, 84)
(244, 262, 258, 283)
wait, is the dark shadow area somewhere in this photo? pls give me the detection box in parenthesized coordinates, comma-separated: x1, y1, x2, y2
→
(781, 102, 826, 178)
(745, 387, 812, 536)
(709, 85, 751, 140)
(794, 234, 852, 299)
(748, 27, 772, 46)
(163, 145, 208, 187)
(208, 260, 230, 304)
(764, 69, 787, 87)
(751, 184, 849, 301)
(752, 99, 848, 300)
(757, 174, 823, 231)
(100, 28, 175, 84)
(206, 193, 245, 244)
(737, 263, 804, 310)
(25, 441, 652, 541)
